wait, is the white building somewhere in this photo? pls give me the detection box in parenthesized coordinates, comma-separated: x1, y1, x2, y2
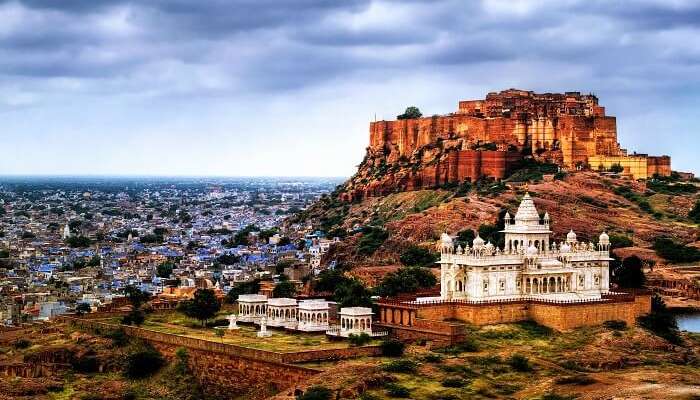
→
(237, 294, 268, 323)
(338, 307, 373, 337)
(438, 193, 611, 302)
(296, 299, 330, 332)
(266, 297, 298, 328)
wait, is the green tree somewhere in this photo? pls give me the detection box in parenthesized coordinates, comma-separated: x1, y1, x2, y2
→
(66, 235, 91, 248)
(273, 279, 297, 298)
(399, 245, 439, 267)
(75, 302, 91, 315)
(124, 342, 164, 378)
(225, 279, 261, 303)
(179, 289, 221, 326)
(609, 234, 633, 249)
(86, 255, 101, 267)
(376, 266, 437, 297)
(654, 237, 700, 263)
(297, 386, 332, 400)
(609, 163, 624, 173)
(334, 278, 373, 308)
(357, 227, 389, 256)
(156, 262, 174, 278)
(216, 254, 240, 265)
(689, 200, 700, 224)
(456, 229, 476, 247)
(124, 285, 151, 310)
(275, 259, 296, 274)
(397, 106, 422, 120)
(613, 256, 646, 289)
(313, 269, 348, 293)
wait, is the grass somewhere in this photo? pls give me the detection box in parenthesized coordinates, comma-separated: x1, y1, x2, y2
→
(101, 311, 361, 352)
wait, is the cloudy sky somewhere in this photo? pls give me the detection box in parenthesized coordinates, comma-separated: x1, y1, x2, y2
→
(1, 0, 698, 177)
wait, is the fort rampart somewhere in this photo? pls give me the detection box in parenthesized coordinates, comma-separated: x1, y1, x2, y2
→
(59, 316, 381, 399)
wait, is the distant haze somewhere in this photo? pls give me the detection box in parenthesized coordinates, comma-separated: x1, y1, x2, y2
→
(1, 0, 699, 176)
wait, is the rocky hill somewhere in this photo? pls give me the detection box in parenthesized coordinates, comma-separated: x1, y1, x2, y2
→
(292, 90, 696, 270)
(293, 171, 699, 269)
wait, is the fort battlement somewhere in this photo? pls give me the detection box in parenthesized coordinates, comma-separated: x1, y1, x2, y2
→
(343, 89, 671, 201)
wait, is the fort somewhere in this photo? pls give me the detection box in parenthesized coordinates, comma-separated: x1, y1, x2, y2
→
(341, 89, 671, 201)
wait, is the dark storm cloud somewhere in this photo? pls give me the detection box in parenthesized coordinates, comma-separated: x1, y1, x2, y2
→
(0, 0, 698, 95)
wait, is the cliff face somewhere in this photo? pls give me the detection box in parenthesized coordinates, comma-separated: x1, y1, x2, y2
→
(340, 89, 667, 201)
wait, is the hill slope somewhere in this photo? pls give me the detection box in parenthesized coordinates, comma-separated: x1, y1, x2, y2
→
(292, 172, 699, 268)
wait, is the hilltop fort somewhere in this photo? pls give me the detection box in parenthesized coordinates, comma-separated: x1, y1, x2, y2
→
(341, 89, 671, 201)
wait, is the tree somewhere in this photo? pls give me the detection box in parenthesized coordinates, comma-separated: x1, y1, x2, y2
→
(456, 229, 476, 247)
(214, 328, 225, 343)
(609, 163, 624, 173)
(86, 255, 101, 267)
(124, 343, 164, 378)
(357, 227, 389, 256)
(637, 294, 682, 344)
(273, 279, 297, 298)
(689, 200, 700, 224)
(609, 234, 633, 249)
(313, 269, 347, 293)
(613, 256, 646, 289)
(275, 259, 296, 274)
(399, 245, 439, 267)
(122, 286, 151, 326)
(375, 266, 437, 297)
(66, 235, 91, 248)
(75, 302, 91, 315)
(225, 279, 261, 303)
(156, 262, 174, 278)
(179, 289, 221, 326)
(654, 237, 700, 263)
(297, 386, 332, 400)
(397, 106, 422, 120)
(334, 278, 373, 308)
(216, 254, 240, 266)
(124, 286, 151, 310)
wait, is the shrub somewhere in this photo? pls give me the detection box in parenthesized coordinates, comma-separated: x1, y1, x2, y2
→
(603, 320, 627, 331)
(438, 337, 479, 354)
(508, 354, 532, 371)
(382, 359, 418, 373)
(297, 386, 332, 400)
(13, 339, 31, 349)
(105, 329, 129, 347)
(124, 343, 164, 378)
(612, 256, 646, 289)
(397, 106, 422, 120)
(357, 227, 389, 256)
(71, 353, 99, 373)
(653, 237, 700, 263)
(121, 310, 145, 326)
(385, 383, 411, 398)
(380, 339, 405, 357)
(555, 374, 597, 385)
(689, 200, 700, 224)
(423, 353, 443, 363)
(375, 266, 437, 297)
(637, 294, 682, 344)
(399, 245, 439, 267)
(348, 332, 371, 346)
(609, 234, 633, 249)
(441, 377, 466, 388)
